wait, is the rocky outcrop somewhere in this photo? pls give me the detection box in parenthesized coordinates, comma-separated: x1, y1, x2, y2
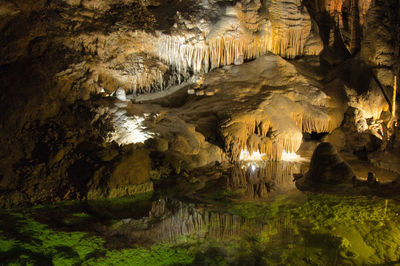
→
(305, 142, 356, 184)
(213, 55, 344, 161)
(0, 0, 322, 119)
(87, 147, 153, 200)
(360, 0, 397, 68)
(0, 100, 153, 208)
(305, 0, 398, 69)
(0, 0, 398, 207)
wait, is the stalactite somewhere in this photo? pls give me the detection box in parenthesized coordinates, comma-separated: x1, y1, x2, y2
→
(153, 31, 308, 76)
(393, 75, 397, 117)
(221, 116, 303, 162)
(123, 65, 191, 95)
(220, 97, 341, 162)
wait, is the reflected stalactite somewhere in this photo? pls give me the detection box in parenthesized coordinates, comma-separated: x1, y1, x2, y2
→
(122, 199, 245, 243)
(118, 198, 297, 245)
(226, 162, 306, 200)
(149, 199, 246, 241)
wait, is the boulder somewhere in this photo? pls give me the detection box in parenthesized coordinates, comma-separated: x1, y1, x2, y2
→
(306, 142, 356, 184)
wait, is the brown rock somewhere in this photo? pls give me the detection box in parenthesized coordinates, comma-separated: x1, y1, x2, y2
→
(306, 142, 356, 184)
(110, 148, 151, 187)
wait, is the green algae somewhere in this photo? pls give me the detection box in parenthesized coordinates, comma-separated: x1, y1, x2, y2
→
(227, 193, 400, 265)
(1, 192, 400, 265)
(0, 211, 105, 265)
(0, 192, 198, 266)
(83, 245, 196, 266)
(0, 232, 17, 252)
(0, 209, 197, 265)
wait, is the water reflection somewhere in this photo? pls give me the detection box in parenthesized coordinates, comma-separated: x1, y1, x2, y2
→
(114, 198, 295, 245)
(226, 161, 308, 199)
(111, 161, 310, 245)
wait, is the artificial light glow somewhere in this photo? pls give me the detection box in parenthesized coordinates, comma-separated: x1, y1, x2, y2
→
(108, 111, 155, 145)
(239, 149, 266, 161)
(281, 150, 305, 162)
(240, 149, 308, 162)
(113, 115, 153, 144)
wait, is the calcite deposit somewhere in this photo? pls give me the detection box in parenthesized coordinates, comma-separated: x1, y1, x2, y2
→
(0, 0, 399, 207)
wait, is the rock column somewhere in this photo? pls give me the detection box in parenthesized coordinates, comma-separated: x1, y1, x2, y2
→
(350, 0, 360, 54)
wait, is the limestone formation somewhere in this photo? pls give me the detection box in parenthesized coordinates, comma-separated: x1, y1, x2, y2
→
(214, 55, 344, 161)
(0, 0, 399, 207)
(111, 198, 293, 244)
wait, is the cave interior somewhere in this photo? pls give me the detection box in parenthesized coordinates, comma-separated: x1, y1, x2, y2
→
(1, 0, 400, 264)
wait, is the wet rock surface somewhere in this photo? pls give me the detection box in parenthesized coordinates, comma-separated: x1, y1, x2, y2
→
(0, 0, 399, 208)
(0, 100, 153, 208)
(305, 142, 355, 184)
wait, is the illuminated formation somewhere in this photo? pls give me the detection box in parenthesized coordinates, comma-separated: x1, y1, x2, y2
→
(1, 0, 400, 263)
(221, 93, 343, 161)
(153, 28, 314, 75)
(152, 0, 320, 78)
(97, 99, 155, 145)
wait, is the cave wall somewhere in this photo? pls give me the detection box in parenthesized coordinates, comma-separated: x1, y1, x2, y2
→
(0, 0, 399, 207)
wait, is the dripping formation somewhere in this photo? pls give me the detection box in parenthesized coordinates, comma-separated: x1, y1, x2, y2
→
(220, 94, 343, 162)
(153, 30, 313, 78)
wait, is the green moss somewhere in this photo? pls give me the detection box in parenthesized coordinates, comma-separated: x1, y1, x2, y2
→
(0, 210, 104, 265)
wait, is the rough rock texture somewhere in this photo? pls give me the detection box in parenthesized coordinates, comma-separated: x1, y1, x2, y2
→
(0, 100, 153, 207)
(87, 147, 153, 200)
(0, 0, 399, 207)
(305, 142, 356, 184)
(0, 0, 322, 119)
(211, 55, 345, 160)
(305, 0, 398, 71)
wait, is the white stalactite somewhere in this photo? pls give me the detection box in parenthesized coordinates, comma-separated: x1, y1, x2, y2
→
(153, 30, 308, 76)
